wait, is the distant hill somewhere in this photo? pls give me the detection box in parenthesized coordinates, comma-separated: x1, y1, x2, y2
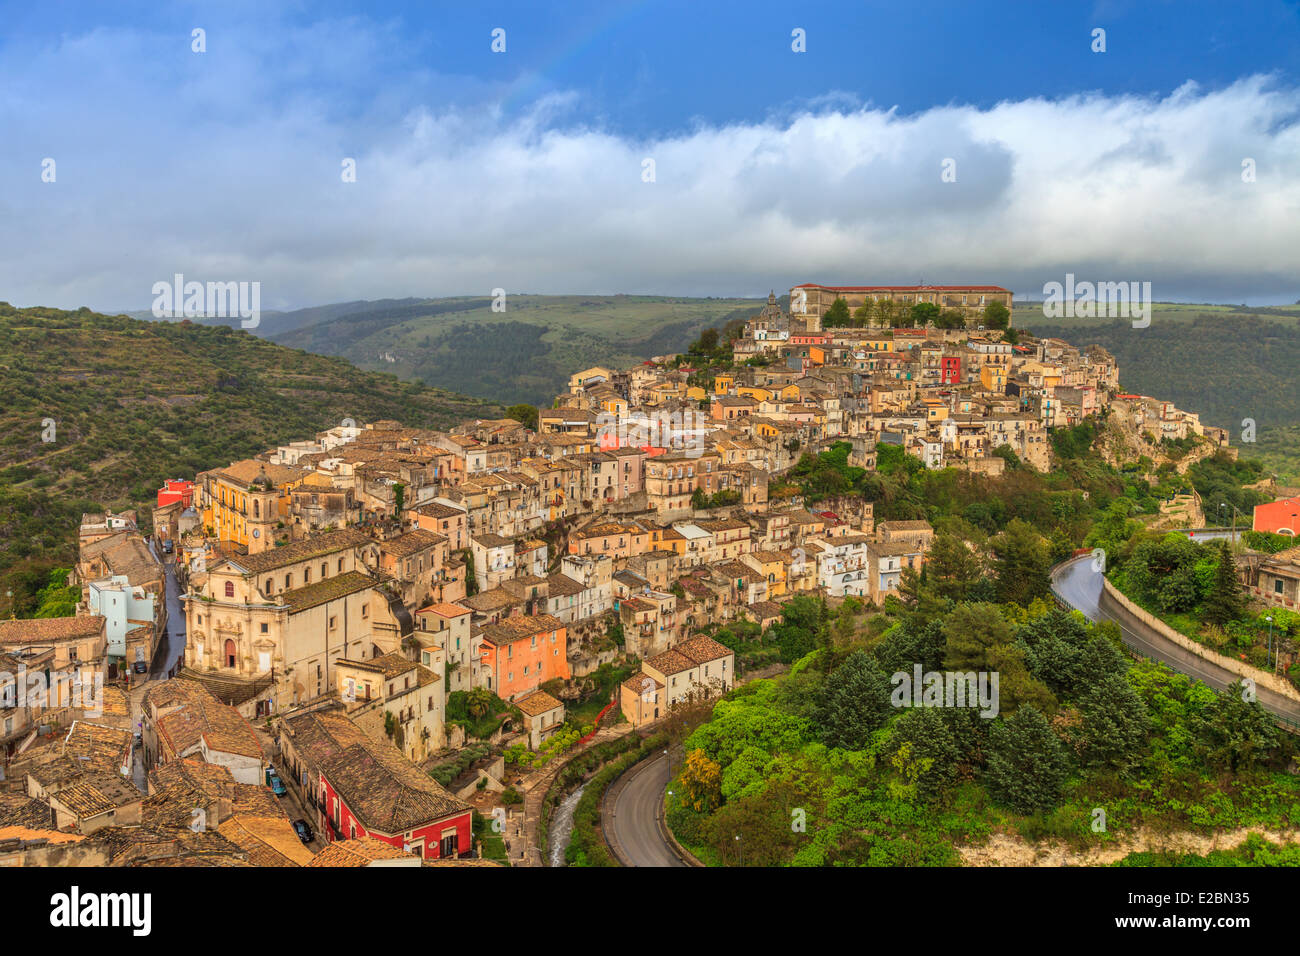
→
(264, 294, 765, 405)
(1024, 311, 1300, 483)
(0, 303, 500, 612)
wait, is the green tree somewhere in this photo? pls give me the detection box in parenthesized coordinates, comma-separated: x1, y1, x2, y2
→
(991, 519, 1051, 606)
(1195, 681, 1285, 775)
(817, 650, 893, 749)
(889, 706, 960, 804)
(821, 297, 852, 329)
(943, 603, 1013, 672)
(983, 300, 1010, 330)
(1203, 540, 1245, 628)
(985, 706, 1071, 813)
(505, 403, 538, 431)
(925, 531, 984, 600)
(910, 302, 940, 327)
(1077, 671, 1150, 775)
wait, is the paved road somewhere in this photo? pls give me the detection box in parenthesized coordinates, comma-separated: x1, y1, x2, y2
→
(1052, 555, 1300, 726)
(606, 751, 687, 868)
(148, 541, 186, 678)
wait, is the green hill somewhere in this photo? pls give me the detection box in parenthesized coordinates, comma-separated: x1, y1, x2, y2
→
(0, 304, 500, 615)
(1024, 312, 1300, 484)
(266, 294, 763, 406)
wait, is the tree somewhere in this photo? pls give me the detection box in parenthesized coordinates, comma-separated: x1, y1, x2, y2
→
(985, 706, 1071, 813)
(874, 618, 946, 674)
(925, 532, 985, 600)
(817, 650, 893, 750)
(852, 299, 875, 327)
(680, 748, 723, 812)
(1077, 672, 1150, 775)
(890, 706, 961, 804)
(1195, 681, 1286, 775)
(1013, 609, 1094, 695)
(1203, 540, 1245, 628)
(505, 403, 538, 431)
(991, 519, 1051, 606)
(392, 482, 406, 515)
(910, 302, 940, 327)
(466, 687, 496, 720)
(463, 548, 479, 596)
(983, 300, 1010, 330)
(934, 308, 967, 330)
(943, 603, 1013, 672)
(822, 297, 852, 329)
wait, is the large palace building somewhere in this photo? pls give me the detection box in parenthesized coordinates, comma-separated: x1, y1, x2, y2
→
(790, 283, 1013, 332)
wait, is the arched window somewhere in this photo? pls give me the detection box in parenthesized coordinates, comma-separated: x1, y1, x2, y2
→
(224, 581, 235, 598)
(253, 499, 260, 518)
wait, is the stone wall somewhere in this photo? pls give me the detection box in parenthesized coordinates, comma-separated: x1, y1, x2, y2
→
(1099, 576, 1300, 703)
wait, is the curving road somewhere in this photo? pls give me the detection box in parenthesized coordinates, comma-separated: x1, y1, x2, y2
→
(605, 751, 688, 867)
(1051, 555, 1300, 726)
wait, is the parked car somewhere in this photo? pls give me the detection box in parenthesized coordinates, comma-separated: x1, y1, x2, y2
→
(292, 819, 313, 845)
(267, 768, 287, 797)
(132, 661, 148, 674)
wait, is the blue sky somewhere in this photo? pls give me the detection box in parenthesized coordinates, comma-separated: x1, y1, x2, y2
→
(2, 0, 1299, 309)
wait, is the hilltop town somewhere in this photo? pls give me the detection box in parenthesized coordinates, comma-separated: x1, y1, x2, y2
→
(0, 284, 1241, 867)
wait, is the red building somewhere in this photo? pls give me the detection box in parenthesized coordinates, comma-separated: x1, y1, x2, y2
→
(157, 478, 195, 509)
(281, 710, 473, 860)
(940, 356, 961, 384)
(1253, 497, 1300, 537)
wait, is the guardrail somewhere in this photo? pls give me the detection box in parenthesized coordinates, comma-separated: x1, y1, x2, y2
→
(1050, 556, 1300, 735)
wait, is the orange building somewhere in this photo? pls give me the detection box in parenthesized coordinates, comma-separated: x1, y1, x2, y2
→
(475, 614, 571, 701)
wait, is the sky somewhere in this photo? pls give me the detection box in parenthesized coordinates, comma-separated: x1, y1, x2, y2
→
(1, 0, 1299, 312)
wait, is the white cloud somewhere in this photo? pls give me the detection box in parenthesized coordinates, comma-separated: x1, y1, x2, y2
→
(1, 19, 1297, 310)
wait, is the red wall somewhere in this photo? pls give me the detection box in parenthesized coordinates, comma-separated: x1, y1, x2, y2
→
(319, 773, 473, 859)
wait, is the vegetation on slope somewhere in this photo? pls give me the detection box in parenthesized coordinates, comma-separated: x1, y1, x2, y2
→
(0, 303, 500, 615)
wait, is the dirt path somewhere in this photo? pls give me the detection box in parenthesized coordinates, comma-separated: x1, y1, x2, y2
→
(959, 826, 1300, 866)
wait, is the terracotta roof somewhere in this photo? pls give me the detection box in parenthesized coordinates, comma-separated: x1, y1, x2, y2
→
(675, 635, 732, 665)
(0, 616, 105, 645)
(514, 690, 563, 717)
(286, 711, 469, 833)
(307, 836, 418, 866)
(645, 649, 696, 677)
(417, 602, 471, 618)
(229, 528, 372, 574)
(279, 571, 376, 613)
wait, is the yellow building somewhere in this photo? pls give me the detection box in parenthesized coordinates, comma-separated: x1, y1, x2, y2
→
(197, 459, 307, 554)
(980, 365, 1008, 392)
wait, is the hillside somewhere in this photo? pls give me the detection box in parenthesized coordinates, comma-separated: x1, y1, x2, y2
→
(0, 304, 500, 613)
(1023, 312, 1300, 483)
(264, 294, 763, 405)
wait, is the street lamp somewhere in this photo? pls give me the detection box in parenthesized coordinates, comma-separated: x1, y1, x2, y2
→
(735, 834, 742, 867)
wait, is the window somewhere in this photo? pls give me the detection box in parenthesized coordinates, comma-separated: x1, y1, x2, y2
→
(265, 578, 272, 594)
(260, 622, 269, 634)
(329, 616, 337, 630)
(361, 603, 368, 618)
(439, 830, 458, 858)
(304, 568, 311, 583)
(224, 581, 235, 598)
(321, 562, 327, 577)
(1275, 579, 1285, 595)
(285, 574, 292, 588)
